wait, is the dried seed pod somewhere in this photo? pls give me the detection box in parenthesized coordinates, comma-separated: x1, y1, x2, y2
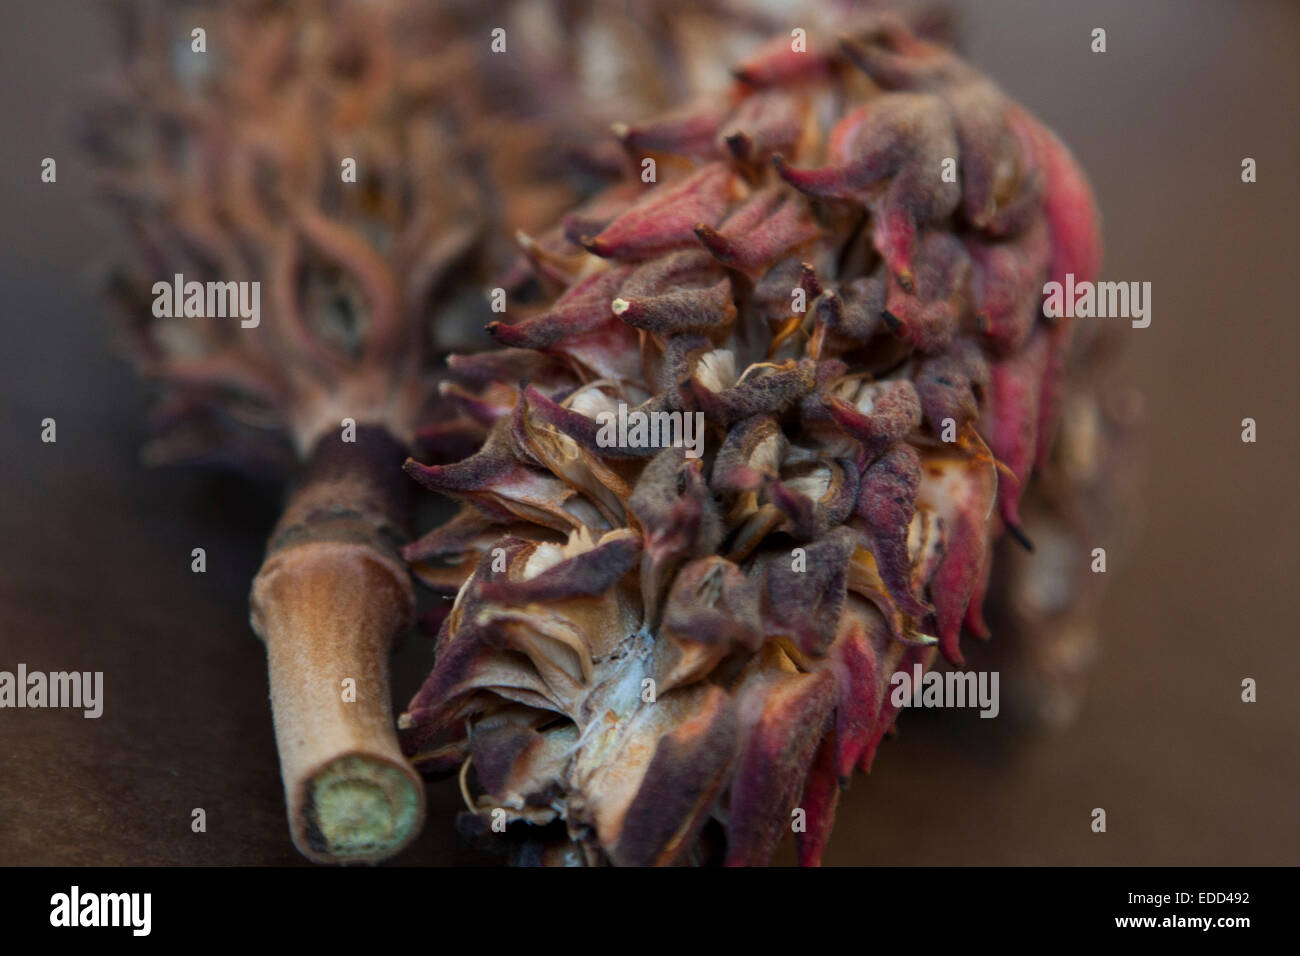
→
(401, 9, 1106, 866)
(87, 0, 795, 863)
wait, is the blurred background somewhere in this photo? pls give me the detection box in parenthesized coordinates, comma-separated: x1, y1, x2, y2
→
(1, 0, 1296, 865)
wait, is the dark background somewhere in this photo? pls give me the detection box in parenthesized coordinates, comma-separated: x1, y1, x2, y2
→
(1, 1, 1296, 866)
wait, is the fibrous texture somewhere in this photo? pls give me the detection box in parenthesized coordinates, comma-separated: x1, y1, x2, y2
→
(85, 0, 795, 474)
(400, 13, 1103, 866)
(88, 0, 479, 471)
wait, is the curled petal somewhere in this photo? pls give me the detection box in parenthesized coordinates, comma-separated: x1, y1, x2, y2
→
(824, 378, 922, 460)
(583, 163, 739, 260)
(913, 337, 989, 434)
(657, 557, 764, 691)
(719, 91, 808, 163)
(695, 188, 821, 280)
(881, 231, 970, 353)
(488, 266, 633, 349)
(761, 527, 856, 658)
(612, 251, 736, 334)
(856, 443, 930, 621)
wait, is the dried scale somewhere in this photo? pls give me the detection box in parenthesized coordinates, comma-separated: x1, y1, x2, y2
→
(399, 12, 1111, 866)
(84, 0, 795, 863)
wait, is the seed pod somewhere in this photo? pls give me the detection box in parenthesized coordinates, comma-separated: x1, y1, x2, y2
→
(86, 0, 796, 863)
(401, 9, 1105, 866)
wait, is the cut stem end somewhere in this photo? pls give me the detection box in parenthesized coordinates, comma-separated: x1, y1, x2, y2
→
(302, 753, 423, 863)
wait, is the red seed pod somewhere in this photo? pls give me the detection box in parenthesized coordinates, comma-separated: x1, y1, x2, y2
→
(400, 9, 1107, 866)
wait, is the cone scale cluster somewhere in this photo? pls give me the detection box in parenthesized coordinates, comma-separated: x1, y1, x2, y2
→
(399, 13, 1102, 866)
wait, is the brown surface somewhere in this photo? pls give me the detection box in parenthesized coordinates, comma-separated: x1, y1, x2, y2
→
(1, 0, 1297, 866)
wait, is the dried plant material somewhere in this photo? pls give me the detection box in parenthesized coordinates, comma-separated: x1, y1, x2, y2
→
(400, 9, 1106, 866)
(86, 0, 795, 862)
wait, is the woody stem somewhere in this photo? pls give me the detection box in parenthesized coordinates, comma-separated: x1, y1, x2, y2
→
(249, 426, 424, 863)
